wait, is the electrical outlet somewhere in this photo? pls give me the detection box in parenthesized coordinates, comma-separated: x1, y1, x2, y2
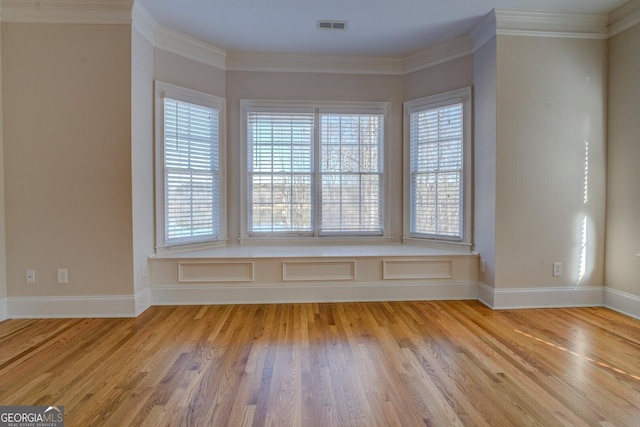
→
(553, 262, 562, 277)
(26, 269, 36, 284)
(57, 268, 69, 284)
(480, 258, 486, 273)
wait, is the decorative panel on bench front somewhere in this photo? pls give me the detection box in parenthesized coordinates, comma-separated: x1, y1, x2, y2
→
(282, 261, 356, 281)
(178, 261, 255, 283)
(382, 259, 453, 280)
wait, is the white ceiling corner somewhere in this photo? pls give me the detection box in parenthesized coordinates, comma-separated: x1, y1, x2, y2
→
(136, 0, 629, 58)
(470, 11, 498, 51)
(608, 0, 640, 36)
(403, 36, 474, 74)
(132, 0, 157, 44)
(155, 26, 227, 70)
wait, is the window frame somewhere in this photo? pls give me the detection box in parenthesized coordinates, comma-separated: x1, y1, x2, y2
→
(240, 99, 390, 242)
(154, 81, 227, 253)
(403, 87, 472, 247)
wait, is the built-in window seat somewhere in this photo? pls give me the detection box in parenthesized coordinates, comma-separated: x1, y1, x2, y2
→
(148, 244, 480, 305)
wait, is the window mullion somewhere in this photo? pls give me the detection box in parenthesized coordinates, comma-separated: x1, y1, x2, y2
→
(313, 108, 320, 237)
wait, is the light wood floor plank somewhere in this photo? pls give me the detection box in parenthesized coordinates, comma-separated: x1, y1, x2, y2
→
(0, 301, 639, 426)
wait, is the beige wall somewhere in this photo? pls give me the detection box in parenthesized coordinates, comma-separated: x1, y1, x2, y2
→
(403, 55, 473, 101)
(473, 37, 498, 286)
(0, 10, 632, 312)
(225, 71, 404, 243)
(131, 28, 155, 303)
(154, 48, 226, 99)
(2, 23, 134, 297)
(0, 23, 6, 305)
(606, 23, 640, 296)
(494, 35, 607, 288)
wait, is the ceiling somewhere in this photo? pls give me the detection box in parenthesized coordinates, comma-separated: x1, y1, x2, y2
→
(137, 0, 630, 57)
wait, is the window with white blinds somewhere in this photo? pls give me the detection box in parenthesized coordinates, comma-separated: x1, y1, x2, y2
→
(248, 112, 314, 234)
(243, 101, 388, 238)
(405, 88, 471, 243)
(156, 82, 225, 250)
(320, 114, 383, 235)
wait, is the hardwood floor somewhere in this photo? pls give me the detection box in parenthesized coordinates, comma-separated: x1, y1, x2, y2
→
(0, 301, 639, 426)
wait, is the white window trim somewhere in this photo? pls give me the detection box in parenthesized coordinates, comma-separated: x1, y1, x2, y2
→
(154, 81, 227, 254)
(402, 87, 473, 249)
(240, 99, 391, 243)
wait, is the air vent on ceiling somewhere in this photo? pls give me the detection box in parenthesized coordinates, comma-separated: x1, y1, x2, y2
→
(317, 20, 348, 30)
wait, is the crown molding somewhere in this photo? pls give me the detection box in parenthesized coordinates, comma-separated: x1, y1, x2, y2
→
(470, 8, 611, 51)
(226, 51, 404, 75)
(471, 10, 497, 52)
(403, 36, 473, 74)
(0, 0, 132, 24)
(608, 0, 640, 37)
(131, 0, 157, 45)
(155, 25, 227, 70)
(3, 2, 634, 76)
(226, 35, 472, 76)
(494, 9, 609, 39)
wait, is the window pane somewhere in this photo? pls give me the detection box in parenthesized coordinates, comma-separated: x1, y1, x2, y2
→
(250, 174, 312, 233)
(321, 174, 381, 233)
(164, 98, 220, 244)
(319, 114, 383, 235)
(166, 171, 216, 239)
(410, 103, 463, 239)
(247, 113, 314, 233)
(411, 172, 461, 237)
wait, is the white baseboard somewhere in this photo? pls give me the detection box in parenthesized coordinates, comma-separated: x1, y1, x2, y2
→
(0, 297, 7, 321)
(6, 284, 633, 319)
(604, 288, 640, 320)
(151, 281, 479, 305)
(477, 282, 604, 309)
(477, 282, 495, 308)
(135, 286, 152, 315)
(7, 295, 138, 318)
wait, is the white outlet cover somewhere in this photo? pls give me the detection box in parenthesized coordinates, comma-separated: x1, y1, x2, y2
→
(57, 268, 69, 284)
(26, 269, 36, 284)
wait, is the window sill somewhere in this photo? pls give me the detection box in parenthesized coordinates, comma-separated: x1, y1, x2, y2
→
(402, 237, 472, 252)
(151, 241, 477, 260)
(156, 239, 228, 256)
(238, 235, 393, 246)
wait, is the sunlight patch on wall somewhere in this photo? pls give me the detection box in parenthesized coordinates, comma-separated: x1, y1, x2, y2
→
(577, 140, 589, 286)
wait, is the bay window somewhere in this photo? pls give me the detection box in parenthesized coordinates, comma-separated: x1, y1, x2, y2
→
(404, 88, 472, 245)
(242, 100, 389, 239)
(155, 81, 226, 251)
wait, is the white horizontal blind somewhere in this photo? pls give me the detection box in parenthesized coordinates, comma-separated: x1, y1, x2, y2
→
(247, 112, 314, 234)
(164, 98, 220, 244)
(410, 103, 463, 239)
(320, 114, 383, 235)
